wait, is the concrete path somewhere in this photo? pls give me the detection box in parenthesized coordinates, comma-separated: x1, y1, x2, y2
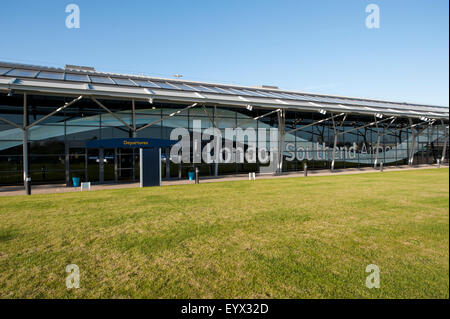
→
(0, 164, 446, 197)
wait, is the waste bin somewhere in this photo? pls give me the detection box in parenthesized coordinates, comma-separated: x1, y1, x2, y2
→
(72, 177, 81, 187)
(188, 171, 195, 181)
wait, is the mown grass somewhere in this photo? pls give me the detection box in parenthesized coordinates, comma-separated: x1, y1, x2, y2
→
(0, 168, 448, 298)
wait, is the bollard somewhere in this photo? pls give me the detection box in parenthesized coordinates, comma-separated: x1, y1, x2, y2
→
(195, 167, 199, 184)
(304, 163, 308, 177)
(253, 172, 256, 180)
(437, 159, 440, 169)
(380, 162, 383, 172)
(249, 173, 252, 180)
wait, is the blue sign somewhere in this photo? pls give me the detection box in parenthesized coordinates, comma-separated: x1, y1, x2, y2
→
(85, 138, 177, 149)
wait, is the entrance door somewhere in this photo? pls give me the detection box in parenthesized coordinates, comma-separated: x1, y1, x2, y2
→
(117, 148, 137, 182)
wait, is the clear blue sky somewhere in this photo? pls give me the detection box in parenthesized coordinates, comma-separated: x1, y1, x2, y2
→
(0, 0, 448, 106)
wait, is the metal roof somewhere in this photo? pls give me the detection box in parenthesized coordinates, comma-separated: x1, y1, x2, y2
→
(0, 61, 448, 120)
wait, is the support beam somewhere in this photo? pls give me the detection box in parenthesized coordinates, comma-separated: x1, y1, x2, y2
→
(136, 103, 197, 132)
(114, 148, 118, 183)
(337, 116, 395, 136)
(85, 148, 89, 183)
(26, 95, 83, 130)
(99, 147, 104, 183)
(232, 108, 281, 129)
(65, 143, 70, 186)
(441, 120, 447, 163)
(0, 116, 21, 129)
(408, 118, 417, 166)
(277, 109, 285, 173)
(214, 105, 218, 176)
(253, 108, 281, 121)
(131, 99, 137, 137)
(407, 118, 435, 166)
(374, 117, 396, 168)
(286, 112, 345, 135)
(331, 113, 347, 171)
(22, 93, 30, 195)
(202, 105, 220, 176)
(91, 97, 134, 131)
(165, 147, 171, 179)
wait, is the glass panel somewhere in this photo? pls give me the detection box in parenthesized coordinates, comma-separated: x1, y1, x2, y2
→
(288, 93, 314, 101)
(277, 92, 306, 100)
(111, 77, 136, 86)
(36, 71, 64, 80)
(255, 90, 281, 98)
(65, 73, 90, 82)
(227, 88, 253, 96)
(170, 83, 197, 91)
(259, 91, 286, 99)
(192, 85, 221, 93)
(5, 68, 39, 78)
(213, 87, 236, 94)
(0, 67, 11, 75)
(151, 81, 178, 90)
(134, 80, 160, 88)
(241, 90, 268, 97)
(90, 75, 114, 84)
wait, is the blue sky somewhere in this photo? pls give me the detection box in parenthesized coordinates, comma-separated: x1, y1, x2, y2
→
(0, 0, 448, 106)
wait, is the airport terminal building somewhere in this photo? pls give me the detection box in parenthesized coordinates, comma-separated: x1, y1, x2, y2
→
(0, 61, 448, 187)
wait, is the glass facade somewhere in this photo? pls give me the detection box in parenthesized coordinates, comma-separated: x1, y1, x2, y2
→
(0, 94, 448, 186)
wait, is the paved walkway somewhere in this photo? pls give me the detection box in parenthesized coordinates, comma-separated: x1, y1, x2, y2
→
(0, 164, 446, 197)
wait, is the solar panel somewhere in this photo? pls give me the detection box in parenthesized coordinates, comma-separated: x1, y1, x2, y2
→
(241, 90, 269, 97)
(287, 94, 312, 101)
(151, 81, 178, 90)
(191, 85, 219, 93)
(227, 88, 254, 96)
(65, 73, 90, 82)
(213, 87, 236, 94)
(0, 67, 11, 75)
(112, 77, 136, 86)
(260, 91, 286, 99)
(277, 92, 306, 100)
(170, 83, 198, 91)
(37, 71, 65, 80)
(134, 80, 160, 88)
(90, 75, 114, 84)
(255, 90, 281, 98)
(5, 68, 39, 78)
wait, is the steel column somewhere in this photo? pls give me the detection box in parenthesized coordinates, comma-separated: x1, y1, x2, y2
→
(22, 93, 30, 195)
(165, 147, 171, 179)
(277, 109, 285, 173)
(408, 118, 417, 166)
(374, 117, 396, 168)
(99, 148, 104, 183)
(85, 148, 89, 182)
(441, 120, 447, 163)
(214, 105, 218, 176)
(131, 99, 137, 137)
(114, 148, 118, 182)
(331, 113, 347, 171)
(65, 143, 70, 186)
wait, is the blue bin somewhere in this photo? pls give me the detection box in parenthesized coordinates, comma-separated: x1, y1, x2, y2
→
(72, 177, 81, 187)
(188, 171, 195, 181)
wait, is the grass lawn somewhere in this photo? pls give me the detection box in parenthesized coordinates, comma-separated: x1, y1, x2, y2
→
(0, 168, 448, 298)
